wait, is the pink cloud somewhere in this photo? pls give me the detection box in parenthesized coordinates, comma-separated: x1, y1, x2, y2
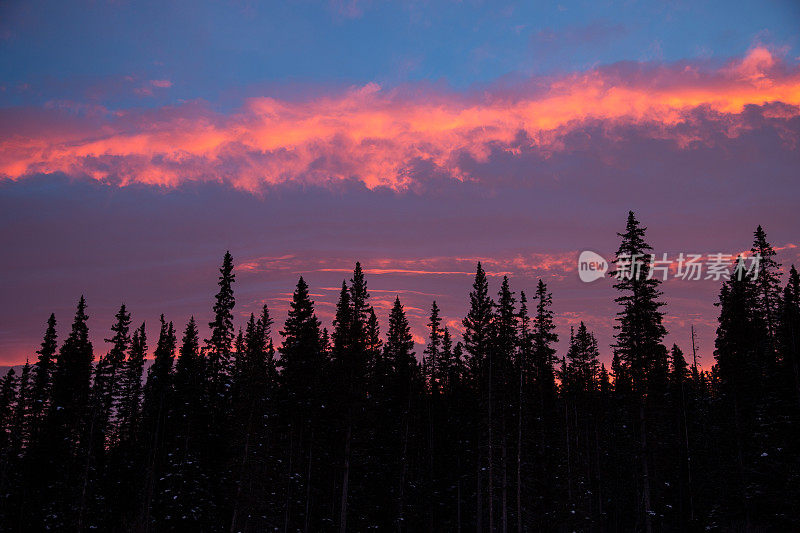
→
(1, 47, 799, 192)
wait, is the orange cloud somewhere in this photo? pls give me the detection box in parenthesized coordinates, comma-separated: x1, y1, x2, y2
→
(1, 47, 799, 191)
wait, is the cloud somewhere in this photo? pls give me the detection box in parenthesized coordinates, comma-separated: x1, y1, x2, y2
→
(0, 47, 799, 192)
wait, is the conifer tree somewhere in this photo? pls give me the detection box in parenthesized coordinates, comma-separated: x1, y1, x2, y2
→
(279, 276, 324, 531)
(205, 251, 236, 402)
(564, 322, 600, 394)
(140, 315, 176, 528)
(670, 344, 690, 387)
(423, 301, 443, 391)
(117, 322, 147, 445)
(12, 361, 32, 452)
(440, 326, 454, 393)
(609, 211, 668, 532)
(0, 369, 18, 449)
(92, 303, 131, 449)
(751, 226, 782, 352)
(280, 276, 323, 408)
(385, 297, 417, 382)
(47, 296, 93, 530)
(156, 316, 214, 529)
(365, 307, 383, 380)
(30, 313, 57, 438)
(462, 262, 495, 530)
(532, 280, 558, 403)
(463, 263, 494, 377)
(382, 296, 419, 529)
(50, 296, 93, 446)
(350, 262, 371, 336)
(779, 265, 800, 403)
(494, 276, 516, 533)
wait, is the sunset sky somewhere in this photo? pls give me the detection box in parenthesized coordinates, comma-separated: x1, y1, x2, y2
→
(1, 0, 799, 367)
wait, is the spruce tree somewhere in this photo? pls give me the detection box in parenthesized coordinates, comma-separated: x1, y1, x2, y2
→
(280, 276, 323, 408)
(779, 265, 800, 403)
(532, 280, 558, 404)
(140, 315, 176, 528)
(117, 322, 147, 445)
(463, 263, 494, 378)
(92, 303, 132, 451)
(156, 316, 214, 529)
(48, 296, 94, 530)
(278, 276, 324, 531)
(751, 226, 782, 353)
(462, 262, 495, 530)
(382, 296, 419, 530)
(50, 296, 94, 446)
(385, 297, 417, 382)
(205, 251, 236, 402)
(0, 369, 18, 450)
(423, 301, 443, 391)
(608, 211, 668, 533)
(12, 361, 32, 453)
(30, 313, 57, 438)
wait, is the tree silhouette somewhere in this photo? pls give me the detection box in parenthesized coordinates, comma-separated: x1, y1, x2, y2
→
(0, 213, 798, 531)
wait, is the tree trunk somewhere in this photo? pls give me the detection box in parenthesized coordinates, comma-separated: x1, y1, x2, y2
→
(339, 411, 352, 533)
(640, 402, 652, 533)
(304, 428, 314, 533)
(516, 363, 523, 533)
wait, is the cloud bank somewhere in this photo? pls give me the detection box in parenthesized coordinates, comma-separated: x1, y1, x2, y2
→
(1, 47, 798, 192)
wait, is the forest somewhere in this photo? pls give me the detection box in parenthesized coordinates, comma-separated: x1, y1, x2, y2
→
(0, 211, 798, 532)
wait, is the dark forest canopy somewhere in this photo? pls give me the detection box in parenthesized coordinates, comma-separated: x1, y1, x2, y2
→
(0, 213, 798, 532)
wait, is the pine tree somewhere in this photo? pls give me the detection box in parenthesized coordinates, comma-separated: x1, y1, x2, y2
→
(117, 322, 147, 446)
(532, 280, 558, 404)
(779, 265, 800, 403)
(332, 281, 355, 376)
(670, 344, 690, 387)
(609, 211, 668, 533)
(440, 326, 454, 393)
(156, 316, 214, 529)
(280, 276, 323, 408)
(92, 303, 132, 451)
(463, 263, 494, 379)
(382, 296, 419, 530)
(230, 304, 276, 532)
(0, 368, 20, 504)
(609, 212, 668, 394)
(140, 315, 176, 528)
(50, 296, 94, 446)
(30, 313, 57, 439)
(365, 307, 383, 381)
(462, 262, 495, 530)
(385, 297, 417, 382)
(47, 296, 94, 530)
(561, 322, 603, 525)
(205, 251, 236, 402)
(493, 276, 516, 533)
(279, 276, 324, 532)
(12, 361, 32, 452)
(423, 301, 443, 392)
(751, 226, 782, 354)
(350, 262, 371, 338)
(0, 369, 18, 450)
(564, 322, 600, 395)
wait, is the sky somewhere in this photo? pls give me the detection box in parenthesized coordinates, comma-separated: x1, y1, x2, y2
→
(1, 0, 799, 368)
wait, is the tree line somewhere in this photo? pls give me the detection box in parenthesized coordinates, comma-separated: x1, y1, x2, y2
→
(0, 211, 798, 531)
